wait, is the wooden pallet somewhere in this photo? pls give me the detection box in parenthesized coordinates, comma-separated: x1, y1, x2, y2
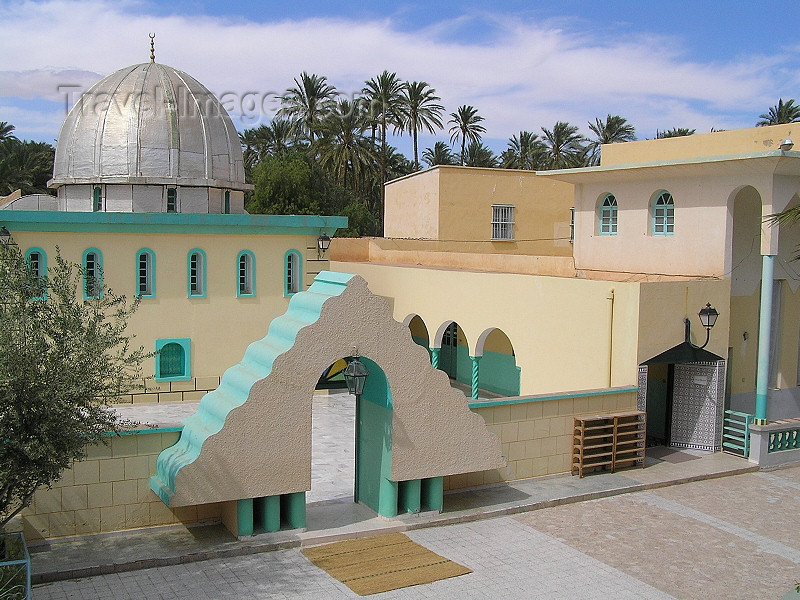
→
(572, 410, 646, 478)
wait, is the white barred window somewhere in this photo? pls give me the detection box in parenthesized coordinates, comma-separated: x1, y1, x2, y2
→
(491, 204, 515, 240)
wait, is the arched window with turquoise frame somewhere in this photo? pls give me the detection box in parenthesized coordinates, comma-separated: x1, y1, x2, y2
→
(155, 338, 191, 381)
(598, 193, 618, 235)
(237, 250, 256, 297)
(82, 248, 103, 300)
(284, 250, 302, 296)
(25, 247, 48, 300)
(187, 248, 207, 298)
(652, 191, 675, 235)
(136, 248, 156, 298)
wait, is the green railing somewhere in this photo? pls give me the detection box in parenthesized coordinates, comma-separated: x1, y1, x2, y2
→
(722, 410, 754, 457)
(768, 428, 800, 453)
(0, 533, 30, 600)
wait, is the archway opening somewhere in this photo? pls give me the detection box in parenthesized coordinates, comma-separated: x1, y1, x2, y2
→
(407, 315, 431, 360)
(477, 328, 520, 397)
(438, 321, 468, 381)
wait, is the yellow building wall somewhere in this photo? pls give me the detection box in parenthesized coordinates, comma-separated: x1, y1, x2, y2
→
(601, 124, 800, 166)
(330, 261, 643, 395)
(446, 390, 638, 489)
(637, 279, 731, 364)
(21, 432, 222, 540)
(14, 230, 327, 392)
(384, 166, 574, 257)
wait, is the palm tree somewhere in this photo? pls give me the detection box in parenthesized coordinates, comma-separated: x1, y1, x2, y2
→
(540, 121, 588, 170)
(0, 139, 55, 195)
(422, 141, 457, 166)
(656, 127, 695, 138)
(362, 71, 405, 200)
(397, 81, 444, 170)
(278, 72, 337, 145)
(757, 99, 800, 126)
(316, 99, 379, 191)
(239, 120, 299, 171)
(500, 131, 545, 170)
(0, 122, 17, 143)
(448, 105, 486, 166)
(588, 115, 636, 165)
(463, 141, 497, 168)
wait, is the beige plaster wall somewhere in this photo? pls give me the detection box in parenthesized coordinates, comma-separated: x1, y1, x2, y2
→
(13, 231, 327, 384)
(384, 166, 574, 257)
(636, 279, 731, 364)
(21, 433, 221, 541)
(447, 389, 639, 489)
(384, 168, 440, 239)
(601, 124, 800, 166)
(169, 275, 504, 506)
(329, 262, 643, 395)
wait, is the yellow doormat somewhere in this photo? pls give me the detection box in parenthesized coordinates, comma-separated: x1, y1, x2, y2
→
(301, 532, 472, 596)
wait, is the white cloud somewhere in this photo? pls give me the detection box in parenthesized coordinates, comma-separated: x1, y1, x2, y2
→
(0, 0, 796, 145)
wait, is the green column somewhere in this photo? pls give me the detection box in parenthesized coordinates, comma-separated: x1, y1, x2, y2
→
(282, 491, 306, 530)
(470, 355, 482, 400)
(260, 495, 280, 533)
(377, 478, 398, 518)
(398, 479, 421, 514)
(755, 254, 775, 423)
(236, 498, 254, 537)
(421, 477, 444, 512)
(430, 347, 441, 369)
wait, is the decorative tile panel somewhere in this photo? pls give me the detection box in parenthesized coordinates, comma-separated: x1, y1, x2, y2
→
(637, 366, 648, 412)
(670, 361, 725, 451)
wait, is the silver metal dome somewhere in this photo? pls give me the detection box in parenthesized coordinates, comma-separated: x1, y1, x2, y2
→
(50, 62, 247, 191)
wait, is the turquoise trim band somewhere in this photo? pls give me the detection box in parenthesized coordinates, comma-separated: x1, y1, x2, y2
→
(101, 427, 183, 437)
(468, 385, 639, 409)
(0, 210, 347, 236)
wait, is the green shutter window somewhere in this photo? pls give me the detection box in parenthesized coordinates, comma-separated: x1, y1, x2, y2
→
(188, 249, 206, 297)
(137, 250, 154, 297)
(599, 194, 618, 235)
(83, 250, 102, 299)
(224, 190, 230, 214)
(25, 248, 47, 299)
(92, 187, 102, 212)
(159, 343, 184, 378)
(285, 251, 300, 295)
(238, 251, 254, 296)
(653, 191, 674, 235)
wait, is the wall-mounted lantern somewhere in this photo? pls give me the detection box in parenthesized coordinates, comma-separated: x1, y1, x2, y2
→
(343, 355, 369, 396)
(317, 232, 331, 259)
(686, 302, 719, 349)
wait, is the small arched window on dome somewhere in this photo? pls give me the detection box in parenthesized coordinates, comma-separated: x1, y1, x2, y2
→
(136, 249, 155, 298)
(652, 191, 675, 235)
(167, 188, 177, 213)
(598, 194, 618, 235)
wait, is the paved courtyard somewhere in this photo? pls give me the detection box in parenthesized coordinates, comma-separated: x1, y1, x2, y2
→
(33, 466, 800, 599)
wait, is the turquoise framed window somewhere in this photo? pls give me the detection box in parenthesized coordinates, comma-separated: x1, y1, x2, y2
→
(598, 194, 618, 235)
(652, 191, 674, 235)
(166, 188, 177, 213)
(237, 250, 255, 297)
(284, 250, 302, 296)
(136, 249, 155, 298)
(92, 186, 103, 212)
(223, 190, 230, 214)
(25, 247, 47, 300)
(82, 248, 103, 300)
(187, 249, 207, 298)
(155, 338, 191, 382)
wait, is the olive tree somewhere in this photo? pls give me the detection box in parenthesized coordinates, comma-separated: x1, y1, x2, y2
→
(0, 238, 148, 528)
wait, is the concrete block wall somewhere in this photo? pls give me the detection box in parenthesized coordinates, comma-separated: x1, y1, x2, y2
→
(445, 389, 639, 490)
(21, 431, 222, 541)
(122, 376, 221, 404)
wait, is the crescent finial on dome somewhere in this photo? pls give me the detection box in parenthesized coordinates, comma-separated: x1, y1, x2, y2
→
(149, 33, 156, 62)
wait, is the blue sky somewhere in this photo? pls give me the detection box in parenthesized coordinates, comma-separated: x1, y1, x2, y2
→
(1, 0, 799, 158)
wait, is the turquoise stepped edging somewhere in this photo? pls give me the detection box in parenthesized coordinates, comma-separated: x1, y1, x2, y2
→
(150, 271, 355, 506)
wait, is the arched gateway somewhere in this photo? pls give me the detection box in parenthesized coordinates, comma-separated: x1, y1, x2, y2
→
(151, 272, 504, 534)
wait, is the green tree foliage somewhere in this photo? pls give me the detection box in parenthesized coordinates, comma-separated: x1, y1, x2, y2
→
(757, 98, 800, 126)
(0, 242, 148, 527)
(422, 141, 458, 166)
(397, 82, 444, 170)
(540, 121, 588, 170)
(278, 72, 337, 144)
(656, 127, 696, 138)
(247, 151, 323, 216)
(449, 105, 486, 166)
(316, 99, 379, 192)
(500, 131, 545, 170)
(0, 131, 55, 196)
(463, 141, 497, 168)
(588, 115, 636, 165)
